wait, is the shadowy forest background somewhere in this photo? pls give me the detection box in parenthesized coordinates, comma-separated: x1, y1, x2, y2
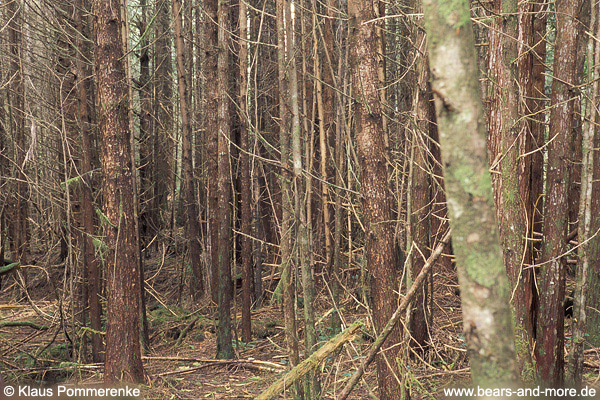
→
(0, 0, 599, 398)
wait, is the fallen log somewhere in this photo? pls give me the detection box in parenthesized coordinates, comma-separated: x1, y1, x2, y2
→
(255, 320, 363, 400)
(0, 321, 49, 330)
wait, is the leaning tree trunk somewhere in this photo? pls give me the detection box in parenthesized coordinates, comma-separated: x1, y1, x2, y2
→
(421, 0, 519, 388)
(535, 0, 581, 386)
(348, 0, 402, 397)
(92, 0, 144, 382)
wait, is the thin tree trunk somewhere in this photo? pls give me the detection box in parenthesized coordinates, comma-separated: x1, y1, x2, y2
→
(570, 1, 599, 382)
(139, 0, 154, 252)
(239, 0, 252, 343)
(529, 1, 547, 261)
(276, 0, 301, 395)
(409, 38, 433, 351)
(153, 0, 174, 238)
(204, 0, 220, 304)
(7, 0, 28, 266)
(92, 0, 144, 382)
(216, 0, 234, 359)
(535, 0, 581, 386)
(422, 0, 519, 388)
(74, 0, 103, 362)
(286, 0, 317, 396)
(173, 0, 204, 297)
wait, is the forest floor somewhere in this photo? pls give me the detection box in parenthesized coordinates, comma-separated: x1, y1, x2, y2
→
(1, 249, 599, 399)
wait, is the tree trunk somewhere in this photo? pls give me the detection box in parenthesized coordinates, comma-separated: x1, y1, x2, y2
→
(276, 0, 301, 395)
(92, 0, 144, 382)
(7, 0, 28, 267)
(570, 1, 599, 382)
(409, 40, 434, 351)
(489, 0, 535, 378)
(73, 0, 103, 362)
(239, 0, 252, 343)
(529, 1, 548, 262)
(348, 0, 402, 397)
(204, 0, 220, 304)
(286, 0, 318, 396)
(422, 0, 519, 388)
(153, 0, 174, 238)
(215, 0, 234, 359)
(139, 0, 154, 252)
(173, 0, 204, 298)
(535, 0, 581, 386)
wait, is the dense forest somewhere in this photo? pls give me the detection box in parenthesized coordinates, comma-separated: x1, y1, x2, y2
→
(0, 0, 599, 398)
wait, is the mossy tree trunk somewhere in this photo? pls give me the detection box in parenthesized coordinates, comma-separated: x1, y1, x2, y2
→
(421, 0, 519, 388)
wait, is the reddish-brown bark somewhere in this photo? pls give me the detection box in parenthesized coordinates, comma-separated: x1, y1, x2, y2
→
(92, 0, 144, 382)
(535, 0, 581, 385)
(349, 0, 402, 397)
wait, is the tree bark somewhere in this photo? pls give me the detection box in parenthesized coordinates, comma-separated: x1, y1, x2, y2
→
(215, 0, 234, 359)
(92, 0, 144, 382)
(570, 1, 599, 382)
(153, 0, 174, 236)
(276, 0, 301, 395)
(488, 0, 535, 378)
(239, 0, 252, 343)
(204, 0, 220, 304)
(7, 0, 28, 266)
(422, 0, 519, 388)
(173, 0, 204, 297)
(535, 0, 581, 386)
(348, 0, 402, 397)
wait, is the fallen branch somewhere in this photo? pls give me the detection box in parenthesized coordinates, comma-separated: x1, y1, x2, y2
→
(337, 230, 451, 400)
(155, 360, 280, 376)
(0, 262, 19, 276)
(143, 356, 285, 372)
(255, 320, 363, 400)
(0, 321, 49, 330)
